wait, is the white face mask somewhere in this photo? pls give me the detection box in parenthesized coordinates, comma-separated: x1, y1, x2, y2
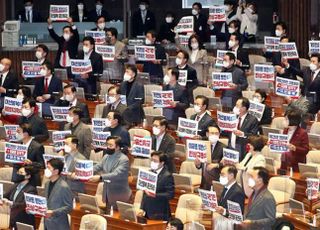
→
(150, 161, 160, 170)
(66, 114, 74, 123)
(275, 29, 282, 37)
(252, 97, 261, 103)
(191, 43, 199, 50)
(175, 58, 182, 66)
(145, 38, 152, 45)
(77, 4, 84, 10)
(25, 6, 32, 11)
(65, 94, 74, 102)
(310, 63, 318, 71)
(39, 69, 47, 76)
(35, 51, 43, 60)
(228, 40, 236, 48)
(96, 4, 103, 10)
(21, 108, 32, 117)
(44, 168, 52, 178)
(219, 176, 228, 186)
(123, 73, 132, 81)
(83, 46, 90, 54)
(98, 22, 106, 30)
(16, 133, 24, 141)
(163, 75, 170, 85)
(165, 17, 173, 23)
(109, 96, 117, 104)
(228, 27, 236, 34)
(0, 64, 5, 72)
(63, 33, 71, 41)
(223, 61, 230, 68)
(64, 144, 72, 153)
(248, 178, 256, 188)
(192, 9, 198, 16)
(105, 119, 112, 127)
(16, 94, 24, 100)
(139, 4, 146, 11)
(233, 106, 240, 115)
(152, 127, 161, 136)
(208, 135, 219, 144)
(194, 105, 201, 113)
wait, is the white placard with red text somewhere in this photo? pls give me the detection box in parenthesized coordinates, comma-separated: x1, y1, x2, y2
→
(212, 72, 233, 89)
(95, 45, 116, 62)
(186, 139, 211, 163)
(275, 77, 300, 98)
(268, 133, 289, 152)
(22, 61, 42, 78)
(3, 97, 22, 116)
(134, 46, 156, 61)
(152, 90, 174, 108)
(49, 5, 69, 21)
(223, 148, 239, 165)
(24, 193, 47, 217)
(264, 36, 280, 52)
(279, 42, 299, 59)
(5, 142, 28, 164)
(208, 6, 226, 22)
(306, 178, 319, 200)
(254, 64, 275, 82)
(70, 59, 92, 75)
(227, 200, 243, 223)
(137, 169, 158, 195)
(131, 136, 152, 158)
(176, 16, 194, 33)
(198, 189, 218, 211)
(217, 111, 238, 132)
(177, 118, 198, 138)
(85, 31, 106, 45)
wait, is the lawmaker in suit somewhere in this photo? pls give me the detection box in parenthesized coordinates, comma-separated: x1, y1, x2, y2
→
(120, 65, 145, 125)
(18, 98, 49, 143)
(190, 95, 217, 138)
(44, 158, 74, 230)
(91, 16, 108, 32)
(64, 106, 92, 159)
(220, 52, 248, 109)
(11, 123, 45, 187)
(253, 89, 272, 127)
(3, 165, 38, 229)
(195, 126, 226, 190)
(102, 86, 127, 120)
(228, 33, 250, 71)
(131, 0, 156, 37)
(0, 58, 19, 104)
(90, 136, 132, 209)
(139, 151, 175, 221)
(229, 98, 259, 161)
(88, 0, 110, 22)
(241, 167, 276, 230)
(71, 1, 89, 22)
(75, 36, 103, 95)
(151, 117, 176, 173)
(16, 0, 43, 22)
(191, 2, 208, 42)
(162, 68, 189, 125)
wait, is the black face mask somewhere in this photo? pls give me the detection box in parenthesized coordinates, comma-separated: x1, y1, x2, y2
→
(105, 148, 115, 155)
(15, 174, 26, 183)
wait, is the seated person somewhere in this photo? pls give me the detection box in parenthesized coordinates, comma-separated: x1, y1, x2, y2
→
(252, 89, 272, 127)
(166, 218, 183, 230)
(101, 86, 127, 119)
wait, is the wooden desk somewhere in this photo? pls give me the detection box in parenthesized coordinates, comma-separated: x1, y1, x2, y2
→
(282, 213, 318, 230)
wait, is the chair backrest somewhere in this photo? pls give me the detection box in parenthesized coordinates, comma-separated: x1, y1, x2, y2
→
(144, 84, 163, 104)
(268, 176, 296, 202)
(16, 222, 34, 230)
(271, 117, 286, 130)
(100, 83, 113, 97)
(0, 202, 10, 229)
(299, 58, 311, 68)
(132, 158, 151, 168)
(79, 214, 107, 230)
(185, 107, 195, 119)
(310, 122, 320, 135)
(143, 106, 162, 116)
(306, 150, 320, 164)
(175, 194, 202, 224)
(193, 87, 215, 101)
(180, 161, 201, 175)
(94, 104, 106, 118)
(0, 167, 13, 181)
(95, 182, 105, 207)
(90, 150, 104, 163)
(133, 190, 144, 211)
(249, 54, 267, 68)
(76, 87, 86, 99)
(242, 90, 255, 100)
(128, 128, 151, 141)
(261, 146, 282, 170)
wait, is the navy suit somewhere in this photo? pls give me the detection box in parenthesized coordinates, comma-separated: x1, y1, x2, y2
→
(16, 9, 43, 22)
(190, 112, 217, 138)
(18, 114, 49, 143)
(131, 10, 156, 37)
(234, 48, 250, 71)
(193, 13, 208, 42)
(33, 76, 63, 104)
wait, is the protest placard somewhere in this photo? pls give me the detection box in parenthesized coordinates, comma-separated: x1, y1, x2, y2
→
(227, 200, 243, 223)
(134, 45, 156, 61)
(217, 111, 238, 132)
(105, 95, 127, 105)
(152, 90, 174, 108)
(92, 131, 110, 149)
(176, 16, 194, 33)
(215, 50, 236, 67)
(131, 136, 152, 158)
(279, 42, 299, 59)
(49, 5, 69, 21)
(208, 6, 226, 22)
(306, 178, 319, 200)
(25, 193, 47, 216)
(275, 77, 300, 98)
(52, 130, 71, 152)
(4, 125, 19, 142)
(186, 139, 211, 162)
(264, 36, 280, 52)
(254, 64, 275, 82)
(92, 118, 109, 132)
(177, 118, 198, 138)
(223, 148, 239, 165)
(212, 72, 233, 89)
(3, 97, 22, 116)
(50, 106, 69, 121)
(248, 100, 265, 122)
(75, 160, 93, 181)
(137, 169, 158, 195)
(21, 61, 42, 78)
(85, 30, 106, 45)
(178, 70, 188, 87)
(268, 133, 289, 152)
(5, 142, 28, 164)
(95, 45, 115, 62)
(309, 40, 320, 54)
(198, 189, 218, 211)
(70, 59, 92, 75)
(178, 35, 190, 47)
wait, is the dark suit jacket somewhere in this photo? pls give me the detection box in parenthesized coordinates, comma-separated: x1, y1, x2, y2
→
(33, 76, 62, 104)
(260, 104, 272, 126)
(16, 9, 43, 22)
(88, 9, 110, 22)
(234, 48, 250, 71)
(272, 51, 301, 70)
(12, 140, 45, 187)
(54, 99, 91, 124)
(141, 44, 166, 78)
(152, 133, 176, 173)
(18, 114, 49, 143)
(159, 22, 176, 43)
(103, 125, 131, 148)
(120, 79, 144, 124)
(71, 9, 89, 22)
(0, 71, 19, 97)
(131, 10, 156, 37)
(4, 182, 37, 228)
(194, 13, 208, 42)
(218, 182, 245, 217)
(141, 166, 174, 221)
(48, 26, 79, 68)
(101, 102, 127, 118)
(190, 112, 217, 138)
(177, 64, 198, 102)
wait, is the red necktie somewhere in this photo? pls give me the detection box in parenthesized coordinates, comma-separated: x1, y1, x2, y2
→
(237, 117, 242, 130)
(196, 115, 200, 121)
(44, 78, 48, 93)
(62, 41, 68, 67)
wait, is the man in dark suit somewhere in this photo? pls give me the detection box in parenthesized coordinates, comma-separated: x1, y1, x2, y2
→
(11, 123, 45, 187)
(215, 165, 245, 216)
(71, 0, 89, 22)
(191, 2, 208, 42)
(195, 126, 226, 190)
(241, 167, 276, 230)
(228, 33, 250, 71)
(91, 16, 108, 32)
(229, 97, 259, 161)
(16, 0, 43, 22)
(44, 158, 74, 230)
(162, 68, 189, 125)
(76, 36, 103, 96)
(131, 0, 156, 37)
(120, 65, 145, 125)
(176, 50, 198, 102)
(151, 117, 176, 173)
(88, 0, 110, 22)
(0, 58, 19, 102)
(102, 85, 127, 119)
(190, 95, 217, 138)
(54, 84, 91, 124)
(47, 17, 79, 70)
(140, 151, 175, 221)
(18, 98, 49, 143)
(221, 52, 248, 109)
(4, 165, 38, 229)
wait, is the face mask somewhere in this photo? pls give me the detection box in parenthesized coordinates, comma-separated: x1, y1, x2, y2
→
(66, 115, 74, 123)
(65, 94, 74, 102)
(109, 96, 117, 104)
(77, 4, 84, 10)
(194, 105, 201, 113)
(35, 51, 43, 60)
(275, 30, 282, 37)
(165, 17, 173, 23)
(44, 168, 52, 178)
(123, 73, 132, 81)
(139, 4, 146, 11)
(233, 106, 240, 115)
(175, 58, 182, 66)
(223, 61, 230, 68)
(145, 38, 152, 45)
(25, 6, 32, 11)
(228, 27, 236, 34)
(16, 132, 24, 141)
(83, 46, 90, 53)
(16, 94, 24, 100)
(96, 4, 103, 10)
(208, 135, 219, 144)
(152, 127, 161, 136)
(248, 178, 256, 188)
(15, 174, 26, 183)
(22, 108, 32, 117)
(252, 97, 261, 103)
(219, 176, 228, 186)
(150, 161, 160, 171)
(98, 22, 106, 30)
(310, 63, 318, 71)
(63, 33, 71, 41)
(192, 9, 198, 16)
(64, 145, 72, 153)
(191, 43, 199, 50)
(105, 148, 115, 155)
(228, 40, 236, 48)
(39, 69, 47, 76)
(105, 119, 112, 127)
(0, 64, 4, 72)
(163, 75, 170, 84)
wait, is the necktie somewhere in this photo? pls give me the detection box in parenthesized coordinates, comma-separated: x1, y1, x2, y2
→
(44, 78, 48, 93)
(29, 11, 32, 23)
(312, 71, 316, 82)
(237, 117, 242, 130)
(196, 115, 201, 121)
(221, 187, 228, 200)
(62, 41, 68, 67)
(111, 105, 115, 111)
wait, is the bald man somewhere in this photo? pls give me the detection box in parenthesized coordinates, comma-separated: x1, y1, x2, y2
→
(0, 58, 19, 102)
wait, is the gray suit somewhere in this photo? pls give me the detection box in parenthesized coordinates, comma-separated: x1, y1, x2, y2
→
(245, 188, 276, 230)
(64, 122, 92, 159)
(44, 177, 73, 230)
(93, 151, 132, 208)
